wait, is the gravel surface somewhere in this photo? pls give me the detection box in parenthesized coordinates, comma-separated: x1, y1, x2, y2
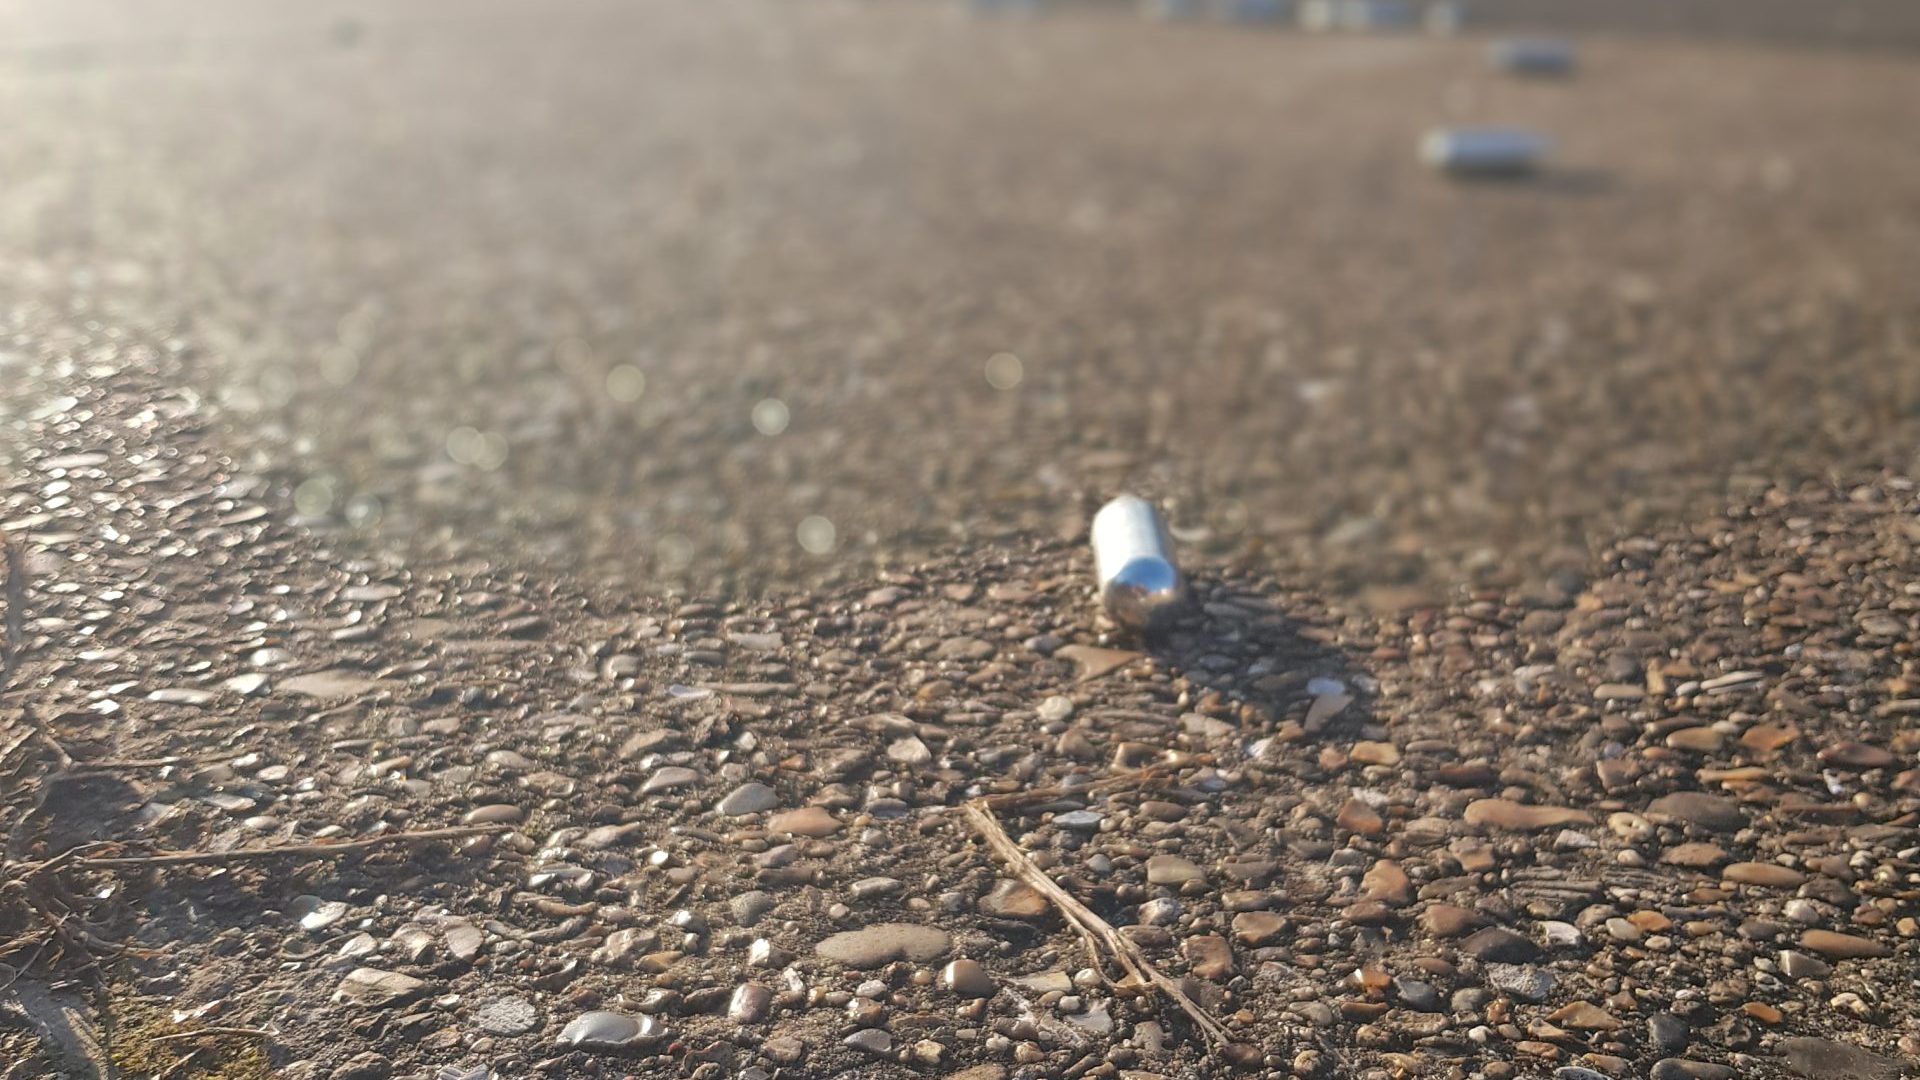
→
(4, 315, 1919, 1079)
(2, 2, 1920, 1079)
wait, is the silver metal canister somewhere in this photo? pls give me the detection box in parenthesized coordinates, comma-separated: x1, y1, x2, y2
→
(1212, 0, 1292, 23)
(1338, 0, 1413, 30)
(1141, 0, 1203, 19)
(1092, 495, 1189, 633)
(968, 0, 1042, 15)
(1421, 128, 1549, 177)
(1488, 38, 1577, 76)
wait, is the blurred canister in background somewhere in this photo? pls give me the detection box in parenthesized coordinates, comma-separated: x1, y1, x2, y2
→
(1488, 38, 1578, 76)
(1141, 0, 1204, 18)
(1212, 0, 1292, 23)
(1421, 128, 1550, 176)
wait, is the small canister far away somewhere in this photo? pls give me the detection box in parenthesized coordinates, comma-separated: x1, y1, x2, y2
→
(1091, 495, 1190, 633)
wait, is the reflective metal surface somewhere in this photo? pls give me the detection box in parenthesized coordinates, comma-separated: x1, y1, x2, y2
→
(1421, 128, 1550, 176)
(1092, 495, 1189, 633)
(1489, 39, 1578, 76)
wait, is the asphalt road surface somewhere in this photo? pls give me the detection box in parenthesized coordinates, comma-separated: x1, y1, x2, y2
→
(3, 4, 1920, 1079)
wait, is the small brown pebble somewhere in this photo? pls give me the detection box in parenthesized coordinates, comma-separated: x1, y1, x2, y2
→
(1461, 926, 1539, 963)
(1220, 1043, 1262, 1070)
(1183, 935, 1235, 981)
(1739, 722, 1799, 755)
(1137, 800, 1187, 822)
(1421, 904, 1483, 938)
(1800, 929, 1891, 959)
(1434, 762, 1497, 787)
(1547, 1001, 1622, 1031)
(1336, 798, 1385, 837)
(1817, 741, 1896, 770)
(1342, 900, 1394, 926)
(1463, 799, 1594, 831)
(1696, 765, 1769, 784)
(768, 806, 841, 837)
(1453, 843, 1498, 872)
(979, 879, 1049, 919)
(1665, 727, 1724, 753)
(1144, 855, 1205, 886)
(1348, 967, 1390, 995)
(940, 958, 997, 999)
(1349, 741, 1400, 766)
(1647, 792, 1746, 833)
(1594, 758, 1640, 791)
(1722, 862, 1806, 888)
(1222, 890, 1273, 911)
(1231, 911, 1287, 946)
(1628, 910, 1673, 932)
(1661, 842, 1729, 868)
(1361, 860, 1412, 907)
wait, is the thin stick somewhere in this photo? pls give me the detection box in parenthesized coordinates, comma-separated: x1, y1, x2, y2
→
(0, 727, 33, 766)
(23, 708, 72, 770)
(1, 539, 22, 695)
(147, 1026, 277, 1044)
(963, 801, 1109, 976)
(957, 799, 1235, 1051)
(972, 764, 1185, 812)
(5, 706, 72, 864)
(66, 755, 228, 772)
(68, 825, 510, 870)
(0, 933, 50, 992)
(156, 1047, 208, 1080)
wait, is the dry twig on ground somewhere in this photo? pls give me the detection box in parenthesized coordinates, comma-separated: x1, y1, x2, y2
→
(1, 539, 22, 696)
(62, 824, 513, 870)
(0, 824, 510, 984)
(954, 780, 1245, 1060)
(147, 1025, 279, 1044)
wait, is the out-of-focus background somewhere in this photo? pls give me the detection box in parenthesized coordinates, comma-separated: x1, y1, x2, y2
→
(5, 0, 1918, 602)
